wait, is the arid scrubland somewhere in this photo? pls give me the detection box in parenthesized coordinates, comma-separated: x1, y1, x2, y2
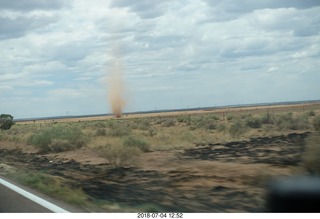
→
(1, 103, 320, 211)
(1, 104, 319, 169)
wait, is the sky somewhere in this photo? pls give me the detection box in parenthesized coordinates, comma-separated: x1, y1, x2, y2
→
(0, 0, 320, 119)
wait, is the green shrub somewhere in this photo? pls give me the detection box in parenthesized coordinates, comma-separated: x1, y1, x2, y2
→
(95, 128, 107, 136)
(135, 118, 151, 130)
(96, 144, 141, 168)
(205, 121, 216, 130)
(245, 116, 262, 128)
(0, 132, 6, 141)
(89, 121, 107, 129)
(207, 114, 220, 121)
(148, 128, 157, 137)
(216, 124, 226, 132)
(48, 139, 71, 152)
(260, 113, 274, 124)
(313, 115, 320, 132)
(229, 121, 247, 138)
(305, 111, 316, 117)
(227, 114, 234, 121)
(153, 117, 163, 125)
(123, 136, 151, 152)
(162, 118, 176, 127)
(275, 113, 309, 130)
(290, 115, 309, 130)
(303, 134, 320, 175)
(96, 121, 107, 128)
(176, 114, 191, 125)
(107, 122, 131, 137)
(275, 113, 293, 130)
(176, 114, 189, 123)
(240, 113, 251, 119)
(191, 116, 205, 127)
(191, 115, 218, 130)
(30, 126, 87, 152)
(0, 114, 14, 130)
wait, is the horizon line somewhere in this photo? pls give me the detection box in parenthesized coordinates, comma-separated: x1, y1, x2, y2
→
(13, 99, 320, 122)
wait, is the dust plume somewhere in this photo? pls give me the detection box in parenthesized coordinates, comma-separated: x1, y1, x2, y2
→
(107, 46, 126, 118)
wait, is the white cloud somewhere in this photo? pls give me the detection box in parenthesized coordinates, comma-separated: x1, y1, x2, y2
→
(25, 80, 54, 87)
(0, 0, 67, 12)
(48, 88, 82, 97)
(267, 66, 278, 72)
(74, 77, 92, 81)
(0, 85, 13, 91)
(110, 0, 171, 19)
(0, 0, 319, 118)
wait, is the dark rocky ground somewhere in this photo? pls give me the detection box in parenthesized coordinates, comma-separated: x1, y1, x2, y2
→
(0, 132, 312, 212)
(185, 132, 310, 166)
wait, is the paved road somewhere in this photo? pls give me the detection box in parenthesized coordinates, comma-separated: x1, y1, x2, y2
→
(0, 176, 83, 213)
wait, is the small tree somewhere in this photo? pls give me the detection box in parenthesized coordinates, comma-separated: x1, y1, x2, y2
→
(0, 114, 14, 130)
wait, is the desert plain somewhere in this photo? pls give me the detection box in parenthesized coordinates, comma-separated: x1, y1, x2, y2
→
(1, 102, 320, 212)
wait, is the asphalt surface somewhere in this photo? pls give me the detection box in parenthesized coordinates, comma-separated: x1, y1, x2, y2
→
(0, 176, 83, 213)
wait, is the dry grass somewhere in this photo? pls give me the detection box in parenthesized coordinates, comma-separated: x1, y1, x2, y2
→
(1, 103, 320, 211)
(1, 103, 319, 167)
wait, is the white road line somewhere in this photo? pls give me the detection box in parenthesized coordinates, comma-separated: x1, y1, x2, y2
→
(0, 177, 69, 213)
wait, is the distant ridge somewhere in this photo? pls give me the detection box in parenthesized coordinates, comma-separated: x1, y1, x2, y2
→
(14, 99, 320, 122)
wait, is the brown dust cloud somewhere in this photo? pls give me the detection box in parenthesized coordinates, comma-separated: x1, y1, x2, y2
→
(107, 45, 126, 118)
